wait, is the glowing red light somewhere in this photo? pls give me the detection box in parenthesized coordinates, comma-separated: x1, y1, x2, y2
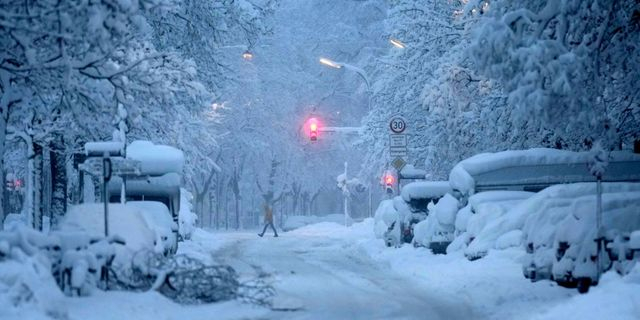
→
(14, 179, 22, 188)
(306, 117, 320, 142)
(385, 175, 394, 185)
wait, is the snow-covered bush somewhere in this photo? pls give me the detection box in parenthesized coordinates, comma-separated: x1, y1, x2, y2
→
(0, 226, 125, 306)
(0, 228, 67, 318)
(179, 188, 197, 240)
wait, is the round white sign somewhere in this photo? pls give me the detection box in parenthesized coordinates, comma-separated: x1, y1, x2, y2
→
(389, 117, 406, 134)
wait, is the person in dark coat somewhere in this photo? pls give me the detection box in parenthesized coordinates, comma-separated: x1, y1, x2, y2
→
(258, 203, 278, 237)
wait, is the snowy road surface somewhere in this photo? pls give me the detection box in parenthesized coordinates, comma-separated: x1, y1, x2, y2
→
(211, 228, 476, 320)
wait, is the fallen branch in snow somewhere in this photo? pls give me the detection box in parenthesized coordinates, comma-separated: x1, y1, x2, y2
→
(112, 251, 274, 306)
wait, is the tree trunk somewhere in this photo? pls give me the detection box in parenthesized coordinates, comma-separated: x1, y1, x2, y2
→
(0, 71, 15, 228)
(42, 146, 51, 228)
(208, 192, 214, 229)
(194, 193, 204, 228)
(33, 143, 44, 230)
(225, 190, 229, 230)
(234, 192, 240, 230)
(50, 140, 67, 227)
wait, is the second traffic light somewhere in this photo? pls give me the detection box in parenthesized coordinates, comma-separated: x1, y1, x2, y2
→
(383, 171, 395, 195)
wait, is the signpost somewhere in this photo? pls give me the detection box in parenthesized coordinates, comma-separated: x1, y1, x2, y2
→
(388, 116, 409, 192)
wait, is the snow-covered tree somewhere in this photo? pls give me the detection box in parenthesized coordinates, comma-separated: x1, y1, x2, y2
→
(469, 0, 640, 149)
(0, 0, 211, 227)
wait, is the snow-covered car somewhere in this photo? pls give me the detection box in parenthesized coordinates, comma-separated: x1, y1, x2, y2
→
(377, 196, 411, 247)
(126, 201, 178, 255)
(550, 191, 640, 292)
(411, 193, 459, 253)
(375, 181, 454, 248)
(59, 202, 180, 257)
(447, 191, 533, 258)
(518, 183, 640, 290)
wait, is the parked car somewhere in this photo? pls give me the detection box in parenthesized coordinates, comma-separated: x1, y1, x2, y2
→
(378, 181, 454, 248)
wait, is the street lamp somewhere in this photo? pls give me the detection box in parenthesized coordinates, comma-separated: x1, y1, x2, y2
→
(389, 38, 406, 49)
(319, 57, 342, 69)
(318, 57, 371, 92)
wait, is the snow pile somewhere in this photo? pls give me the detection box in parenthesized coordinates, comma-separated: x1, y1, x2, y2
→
(179, 188, 197, 240)
(373, 199, 398, 239)
(448, 191, 533, 256)
(3, 213, 27, 231)
(127, 140, 184, 176)
(0, 228, 68, 319)
(532, 267, 640, 320)
(413, 194, 459, 249)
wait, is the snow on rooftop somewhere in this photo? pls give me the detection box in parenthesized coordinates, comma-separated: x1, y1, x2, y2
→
(127, 140, 184, 176)
(401, 181, 452, 202)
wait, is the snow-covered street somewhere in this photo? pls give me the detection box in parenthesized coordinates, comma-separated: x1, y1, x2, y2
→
(207, 225, 474, 319)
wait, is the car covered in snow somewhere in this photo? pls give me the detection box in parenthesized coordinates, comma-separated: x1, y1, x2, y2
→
(59, 203, 157, 254)
(375, 181, 454, 248)
(447, 190, 534, 258)
(126, 201, 178, 255)
(519, 183, 640, 292)
(548, 190, 640, 292)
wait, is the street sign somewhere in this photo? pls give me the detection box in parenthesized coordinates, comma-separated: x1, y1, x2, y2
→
(390, 147, 408, 158)
(389, 116, 407, 134)
(391, 157, 407, 171)
(79, 157, 141, 177)
(389, 134, 407, 148)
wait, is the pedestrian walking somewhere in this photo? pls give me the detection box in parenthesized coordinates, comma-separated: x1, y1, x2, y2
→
(258, 202, 278, 237)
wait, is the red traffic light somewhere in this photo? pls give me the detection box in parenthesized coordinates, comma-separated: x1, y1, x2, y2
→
(306, 117, 320, 142)
(384, 174, 394, 186)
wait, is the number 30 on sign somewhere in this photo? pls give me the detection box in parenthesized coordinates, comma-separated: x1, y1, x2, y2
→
(389, 116, 406, 134)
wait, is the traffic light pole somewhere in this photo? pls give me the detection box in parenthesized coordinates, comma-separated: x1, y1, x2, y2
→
(320, 127, 363, 133)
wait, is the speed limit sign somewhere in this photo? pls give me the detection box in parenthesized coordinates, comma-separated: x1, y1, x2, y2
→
(389, 116, 407, 134)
